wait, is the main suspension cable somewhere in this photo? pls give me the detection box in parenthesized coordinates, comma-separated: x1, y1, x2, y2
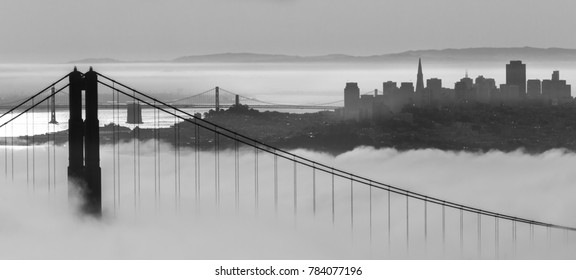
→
(96, 75, 576, 231)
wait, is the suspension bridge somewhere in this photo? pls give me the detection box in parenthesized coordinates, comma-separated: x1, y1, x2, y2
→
(0, 85, 342, 111)
(0, 68, 575, 259)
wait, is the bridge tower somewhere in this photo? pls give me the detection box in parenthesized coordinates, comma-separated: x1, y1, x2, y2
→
(49, 87, 58, 124)
(68, 67, 101, 216)
(215, 86, 220, 111)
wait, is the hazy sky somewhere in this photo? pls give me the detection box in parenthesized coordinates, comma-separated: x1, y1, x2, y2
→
(1, 0, 576, 62)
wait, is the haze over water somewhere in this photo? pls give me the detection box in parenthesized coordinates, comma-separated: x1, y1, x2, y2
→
(2, 61, 576, 105)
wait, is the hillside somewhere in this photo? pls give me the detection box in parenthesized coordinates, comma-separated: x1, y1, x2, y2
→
(69, 47, 576, 64)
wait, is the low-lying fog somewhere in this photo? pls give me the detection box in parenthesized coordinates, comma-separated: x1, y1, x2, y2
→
(0, 143, 575, 259)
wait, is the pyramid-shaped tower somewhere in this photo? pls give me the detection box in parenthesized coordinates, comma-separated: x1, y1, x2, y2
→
(416, 58, 424, 94)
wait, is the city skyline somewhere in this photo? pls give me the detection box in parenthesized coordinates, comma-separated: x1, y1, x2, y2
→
(343, 59, 573, 120)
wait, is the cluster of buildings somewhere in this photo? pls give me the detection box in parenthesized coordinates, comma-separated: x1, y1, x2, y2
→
(342, 60, 573, 120)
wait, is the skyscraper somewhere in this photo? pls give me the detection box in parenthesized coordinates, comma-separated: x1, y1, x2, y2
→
(416, 58, 424, 94)
(344, 82, 360, 119)
(506, 60, 526, 96)
(527, 79, 541, 99)
(475, 76, 496, 104)
(383, 81, 398, 95)
(542, 71, 571, 104)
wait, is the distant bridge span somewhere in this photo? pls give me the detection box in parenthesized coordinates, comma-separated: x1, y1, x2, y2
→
(0, 104, 340, 111)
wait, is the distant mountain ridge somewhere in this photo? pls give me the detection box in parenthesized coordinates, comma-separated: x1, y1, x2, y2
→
(68, 58, 123, 64)
(69, 47, 576, 64)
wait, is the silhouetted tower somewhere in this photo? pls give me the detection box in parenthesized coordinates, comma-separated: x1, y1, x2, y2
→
(344, 82, 360, 119)
(527, 79, 541, 99)
(215, 86, 220, 111)
(506, 60, 526, 97)
(68, 67, 101, 216)
(416, 58, 424, 94)
(49, 87, 58, 124)
(552, 70, 560, 81)
(126, 102, 143, 124)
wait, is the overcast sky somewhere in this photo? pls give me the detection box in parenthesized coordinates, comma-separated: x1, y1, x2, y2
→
(1, 0, 576, 62)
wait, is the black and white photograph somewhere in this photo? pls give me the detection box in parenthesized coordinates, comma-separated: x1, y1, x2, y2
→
(1, 0, 575, 278)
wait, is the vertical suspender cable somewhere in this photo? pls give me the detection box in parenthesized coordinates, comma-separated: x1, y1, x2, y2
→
(157, 106, 160, 207)
(274, 153, 278, 215)
(350, 176, 354, 236)
(442, 202, 446, 255)
(478, 213, 482, 258)
(254, 146, 258, 214)
(174, 113, 178, 209)
(424, 197, 428, 252)
(53, 106, 56, 192)
(112, 86, 116, 214)
(234, 135, 239, 213)
(194, 120, 198, 206)
(460, 208, 464, 257)
(26, 112, 29, 188)
(116, 89, 121, 208)
(4, 121, 6, 180)
(512, 220, 516, 257)
(32, 97, 35, 191)
(197, 124, 201, 208)
(406, 192, 409, 254)
(214, 129, 218, 208)
(312, 163, 316, 217)
(10, 111, 14, 182)
(216, 130, 220, 208)
(293, 158, 297, 218)
(331, 169, 335, 225)
(495, 217, 499, 259)
(369, 181, 373, 246)
(177, 113, 181, 208)
(133, 98, 137, 212)
(45, 103, 50, 191)
(388, 188, 391, 253)
(153, 102, 157, 208)
(51, 105, 56, 193)
(547, 225, 551, 249)
(137, 101, 141, 209)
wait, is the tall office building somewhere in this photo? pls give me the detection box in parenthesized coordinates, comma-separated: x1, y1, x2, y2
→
(527, 79, 541, 99)
(344, 82, 360, 119)
(475, 76, 496, 104)
(506, 60, 526, 96)
(383, 81, 398, 95)
(542, 71, 571, 104)
(399, 82, 415, 95)
(425, 78, 442, 105)
(416, 58, 424, 94)
(426, 78, 442, 91)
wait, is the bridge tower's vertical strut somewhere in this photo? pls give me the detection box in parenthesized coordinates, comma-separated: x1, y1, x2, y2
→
(84, 69, 102, 215)
(68, 69, 85, 204)
(68, 68, 101, 216)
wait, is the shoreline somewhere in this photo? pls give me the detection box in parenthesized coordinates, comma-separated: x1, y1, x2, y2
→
(6, 102, 576, 156)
